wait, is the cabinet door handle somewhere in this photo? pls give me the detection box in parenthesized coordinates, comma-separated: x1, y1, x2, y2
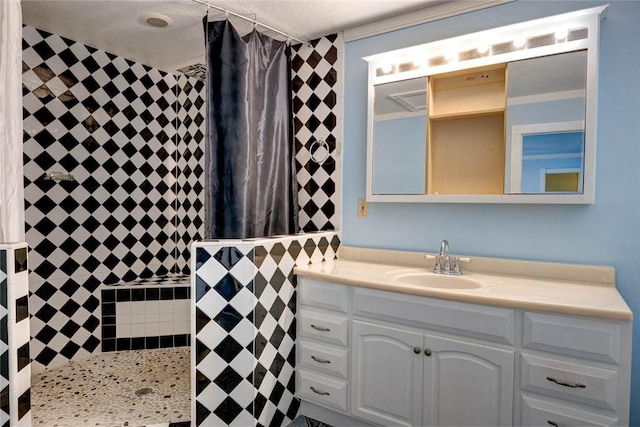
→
(424, 349, 432, 357)
(310, 324, 331, 332)
(546, 376, 586, 389)
(310, 386, 330, 396)
(413, 347, 421, 354)
(311, 355, 331, 364)
(547, 421, 560, 427)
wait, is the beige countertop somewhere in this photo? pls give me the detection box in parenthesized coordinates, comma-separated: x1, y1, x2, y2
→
(294, 247, 632, 321)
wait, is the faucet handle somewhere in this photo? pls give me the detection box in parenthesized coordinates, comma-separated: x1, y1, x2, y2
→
(425, 254, 442, 272)
(452, 256, 471, 275)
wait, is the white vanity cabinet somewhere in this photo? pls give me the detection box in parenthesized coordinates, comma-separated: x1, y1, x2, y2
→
(297, 279, 351, 412)
(350, 287, 515, 427)
(295, 276, 632, 427)
(351, 320, 514, 426)
(518, 312, 631, 427)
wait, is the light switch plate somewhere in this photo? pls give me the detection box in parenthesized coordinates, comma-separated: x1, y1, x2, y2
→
(357, 198, 369, 218)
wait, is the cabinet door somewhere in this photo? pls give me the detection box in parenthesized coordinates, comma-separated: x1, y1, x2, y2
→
(423, 334, 514, 426)
(351, 320, 424, 427)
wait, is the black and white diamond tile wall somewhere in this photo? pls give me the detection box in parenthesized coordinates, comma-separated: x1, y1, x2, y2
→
(175, 75, 206, 275)
(292, 34, 342, 233)
(193, 232, 339, 427)
(22, 25, 204, 373)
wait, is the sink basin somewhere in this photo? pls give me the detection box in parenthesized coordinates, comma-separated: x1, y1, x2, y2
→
(392, 271, 482, 289)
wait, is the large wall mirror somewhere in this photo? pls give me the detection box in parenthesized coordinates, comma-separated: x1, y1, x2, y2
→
(364, 6, 607, 204)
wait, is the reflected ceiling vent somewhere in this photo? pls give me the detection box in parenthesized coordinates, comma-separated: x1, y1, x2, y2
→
(389, 89, 427, 112)
(140, 13, 173, 28)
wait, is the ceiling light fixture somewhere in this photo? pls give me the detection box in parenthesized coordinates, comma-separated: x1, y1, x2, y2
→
(141, 13, 173, 28)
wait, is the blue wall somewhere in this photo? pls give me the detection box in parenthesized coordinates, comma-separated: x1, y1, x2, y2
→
(342, 1, 640, 424)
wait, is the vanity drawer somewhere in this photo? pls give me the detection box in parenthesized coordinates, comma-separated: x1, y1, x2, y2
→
(299, 277, 349, 313)
(298, 369, 348, 412)
(299, 309, 349, 347)
(521, 353, 618, 411)
(521, 395, 617, 427)
(299, 339, 348, 379)
(353, 287, 514, 344)
(522, 312, 621, 364)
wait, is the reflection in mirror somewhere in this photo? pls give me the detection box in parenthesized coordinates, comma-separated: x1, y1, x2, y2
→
(505, 51, 587, 194)
(372, 77, 427, 194)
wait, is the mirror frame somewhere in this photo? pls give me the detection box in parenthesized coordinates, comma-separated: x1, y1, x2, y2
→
(363, 5, 608, 204)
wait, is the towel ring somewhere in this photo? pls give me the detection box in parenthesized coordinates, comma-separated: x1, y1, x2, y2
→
(309, 138, 331, 164)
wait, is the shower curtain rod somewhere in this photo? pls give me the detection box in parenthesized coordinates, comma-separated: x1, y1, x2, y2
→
(191, 0, 310, 46)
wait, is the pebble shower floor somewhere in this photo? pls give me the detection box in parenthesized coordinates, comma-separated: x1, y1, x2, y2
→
(31, 347, 190, 427)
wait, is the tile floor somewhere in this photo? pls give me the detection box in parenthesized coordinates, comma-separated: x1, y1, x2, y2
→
(31, 347, 190, 427)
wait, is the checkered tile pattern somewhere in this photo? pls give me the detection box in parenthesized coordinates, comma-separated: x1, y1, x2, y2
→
(292, 34, 342, 233)
(22, 25, 205, 373)
(175, 75, 206, 275)
(0, 244, 32, 427)
(193, 232, 339, 427)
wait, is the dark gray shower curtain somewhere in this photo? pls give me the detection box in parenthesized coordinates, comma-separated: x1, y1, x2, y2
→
(204, 20, 299, 239)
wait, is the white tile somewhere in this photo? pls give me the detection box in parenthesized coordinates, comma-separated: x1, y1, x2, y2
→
(146, 300, 160, 314)
(173, 320, 189, 335)
(117, 323, 132, 338)
(145, 322, 160, 336)
(145, 312, 160, 323)
(159, 301, 174, 314)
(159, 322, 173, 335)
(131, 323, 146, 337)
(131, 314, 146, 324)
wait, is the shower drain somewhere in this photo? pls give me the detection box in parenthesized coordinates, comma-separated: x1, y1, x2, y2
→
(135, 387, 153, 397)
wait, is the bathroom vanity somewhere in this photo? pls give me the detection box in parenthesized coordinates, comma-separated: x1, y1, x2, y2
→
(294, 247, 632, 427)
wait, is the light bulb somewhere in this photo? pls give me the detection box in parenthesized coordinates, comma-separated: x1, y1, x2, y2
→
(381, 63, 393, 74)
(513, 37, 527, 48)
(444, 51, 458, 62)
(555, 28, 568, 40)
(477, 44, 489, 55)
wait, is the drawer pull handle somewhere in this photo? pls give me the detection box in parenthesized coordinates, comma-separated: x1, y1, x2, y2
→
(413, 347, 421, 354)
(546, 376, 586, 389)
(310, 386, 330, 396)
(310, 324, 331, 332)
(547, 421, 560, 427)
(311, 355, 331, 364)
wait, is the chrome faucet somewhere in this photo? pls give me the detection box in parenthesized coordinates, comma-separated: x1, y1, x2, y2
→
(438, 239, 451, 273)
(428, 239, 469, 275)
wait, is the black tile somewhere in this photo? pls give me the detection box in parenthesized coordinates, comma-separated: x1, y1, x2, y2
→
(174, 287, 189, 300)
(16, 295, 29, 323)
(131, 288, 145, 302)
(17, 388, 30, 421)
(160, 335, 174, 348)
(14, 247, 27, 273)
(102, 338, 116, 352)
(160, 287, 174, 300)
(214, 397, 243, 425)
(116, 338, 131, 351)
(145, 336, 159, 349)
(174, 334, 189, 347)
(116, 289, 131, 302)
(131, 337, 145, 350)
(145, 288, 160, 301)
(102, 325, 116, 339)
(17, 342, 29, 372)
(102, 303, 116, 317)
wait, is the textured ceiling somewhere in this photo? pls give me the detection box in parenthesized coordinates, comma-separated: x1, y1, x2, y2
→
(21, 0, 449, 73)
